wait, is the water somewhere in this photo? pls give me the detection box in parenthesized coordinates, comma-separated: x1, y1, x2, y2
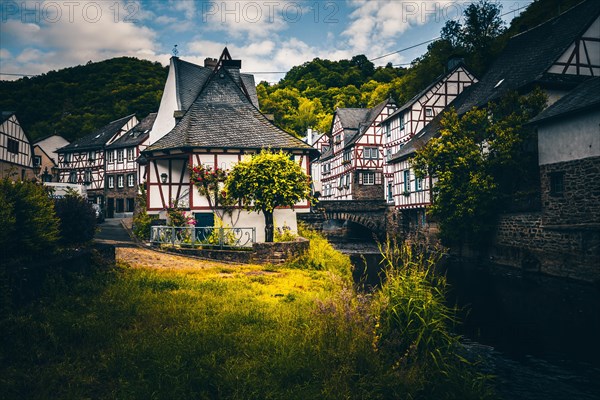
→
(328, 236, 600, 400)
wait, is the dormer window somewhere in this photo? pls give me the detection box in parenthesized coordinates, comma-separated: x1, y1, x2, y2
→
(494, 79, 504, 89)
(425, 107, 433, 117)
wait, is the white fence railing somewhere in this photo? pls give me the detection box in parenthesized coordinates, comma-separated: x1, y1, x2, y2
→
(150, 226, 256, 249)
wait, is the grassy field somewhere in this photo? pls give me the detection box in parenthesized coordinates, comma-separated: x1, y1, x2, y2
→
(1, 230, 494, 399)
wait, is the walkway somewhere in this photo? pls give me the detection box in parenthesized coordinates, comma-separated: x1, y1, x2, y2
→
(94, 218, 135, 247)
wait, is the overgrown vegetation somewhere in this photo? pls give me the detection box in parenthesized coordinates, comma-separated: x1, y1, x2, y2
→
(54, 193, 97, 245)
(412, 89, 547, 244)
(1, 228, 494, 399)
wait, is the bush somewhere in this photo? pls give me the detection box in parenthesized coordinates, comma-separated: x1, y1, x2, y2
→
(54, 194, 97, 245)
(0, 177, 59, 260)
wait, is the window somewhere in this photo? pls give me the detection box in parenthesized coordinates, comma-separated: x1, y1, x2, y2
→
(84, 170, 92, 184)
(117, 175, 124, 188)
(343, 150, 352, 163)
(107, 150, 114, 163)
(549, 172, 564, 196)
(117, 149, 124, 163)
(386, 149, 392, 161)
(345, 174, 350, 186)
(88, 151, 96, 163)
(64, 153, 71, 165)
(127, 148, 135, 161)
(403, 170, 411, 192)
(126, 198, 135, 212)
(34, 155, 41, 167)
(321, 145, 330, 153)
(107, 175, 115, 189)
(7, 138, 19, 154)
(387, 182, 393, 202)
(363, 172, 375, 185)
(385, 123, 390, 138)
(69, 171, 77, 184)
(425, 107, 433, 117)
(363, 147, 378, 160)
(322, 163, 331, 174)
(399, 114, 405, 131)
(334, 134, 341, 144)
(127, 174, 135, 187)
(416, 176, 423, 191)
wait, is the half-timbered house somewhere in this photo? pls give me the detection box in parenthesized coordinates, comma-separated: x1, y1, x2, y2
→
(149, 51, 258, 147)
(142, 49, 316, 242)
(381, 62, 477, 223)
(318, 99, 396, 201)
(33, 134, 69, 182)
(105, 113, 156, 218)
(57, 114, 138, 205)
(389, 0, 600, 231)
(0, 112, 35, 181)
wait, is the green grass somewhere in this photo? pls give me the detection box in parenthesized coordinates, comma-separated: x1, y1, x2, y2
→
(0, 232, 495, 399)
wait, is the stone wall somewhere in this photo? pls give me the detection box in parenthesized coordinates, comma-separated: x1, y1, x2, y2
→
(352, 171, 384, 200)
(540, 156, 600, 226)
(159, 237, 310, 265)
(490, 212, 600, 283)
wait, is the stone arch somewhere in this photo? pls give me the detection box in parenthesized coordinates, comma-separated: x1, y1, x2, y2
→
(324, 212, 381, 238)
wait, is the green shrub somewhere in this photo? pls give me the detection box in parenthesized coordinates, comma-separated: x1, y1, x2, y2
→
(54, 194, 96, 245)
(0, 177, 59, 260)
(133, 209, 155, 240)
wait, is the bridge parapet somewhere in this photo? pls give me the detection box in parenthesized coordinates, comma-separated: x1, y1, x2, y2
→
(309, 199, 390, 239)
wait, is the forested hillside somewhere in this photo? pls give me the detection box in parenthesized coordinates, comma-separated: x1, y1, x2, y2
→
(0, 0, 584, 142)
(0, 57, 167, 142)
(258, 0, 586, 137)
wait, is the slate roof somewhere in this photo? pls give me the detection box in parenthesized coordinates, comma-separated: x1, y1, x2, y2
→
(345, 98, 395, 148)
(390, 0, 600, 163)
(173, 58, 212, 112)
(144, 66, 314, 154)
(59, 114, 136, 152)
(107, 113, 157, 149)
(528, 77, 600, 124)
(452, 0, 600, 115)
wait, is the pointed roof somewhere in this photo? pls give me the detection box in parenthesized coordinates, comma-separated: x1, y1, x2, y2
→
(345, 98, 395, 148)
(59, 114, 136, 152)
(390, 0, 600, 163)
(172, 58, 213, 112)
(528, 77, 600, 125)
(382, 62, 472, 124)
(452, 0, 600, 115)
(107, 113, 157, 149)
(144, 61, 313, 155)
(1, 111, 15, 124)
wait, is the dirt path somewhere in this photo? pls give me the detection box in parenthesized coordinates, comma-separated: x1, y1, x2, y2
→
(116, 246, 245, 270)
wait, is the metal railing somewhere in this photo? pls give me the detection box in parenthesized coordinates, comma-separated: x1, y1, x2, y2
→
(150, 226, 256, 249)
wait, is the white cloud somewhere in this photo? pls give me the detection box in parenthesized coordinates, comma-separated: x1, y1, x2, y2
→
(0, 1, 164, 77)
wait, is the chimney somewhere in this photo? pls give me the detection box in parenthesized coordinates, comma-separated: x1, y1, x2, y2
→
(306, 128, 314, 146)
(222, 59, 242, 85)
(173, 110, 185, 124)
(204, 57, 218, 69)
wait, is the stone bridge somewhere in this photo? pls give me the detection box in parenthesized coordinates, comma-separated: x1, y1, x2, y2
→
(298, 200, 392, 239)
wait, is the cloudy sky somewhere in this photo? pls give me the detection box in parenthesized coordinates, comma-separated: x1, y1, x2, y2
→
(0, 0, 532, 83)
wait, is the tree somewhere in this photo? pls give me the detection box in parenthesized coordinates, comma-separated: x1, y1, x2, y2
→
(224, 150, 312, 242)
(412, 89, 547, 245)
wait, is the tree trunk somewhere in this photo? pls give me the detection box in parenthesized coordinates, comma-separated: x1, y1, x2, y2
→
(264, 210, 274, 242)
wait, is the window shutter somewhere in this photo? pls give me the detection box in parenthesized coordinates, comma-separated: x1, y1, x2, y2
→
(359, 172, 363, 185)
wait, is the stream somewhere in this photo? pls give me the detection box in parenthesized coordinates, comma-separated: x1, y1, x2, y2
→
(329, 238, 600, 400)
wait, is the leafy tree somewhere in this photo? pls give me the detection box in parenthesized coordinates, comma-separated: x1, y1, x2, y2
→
(412, 89, 547, 245)
(224, 150, 312, 242)
(0, 178, 59, 260)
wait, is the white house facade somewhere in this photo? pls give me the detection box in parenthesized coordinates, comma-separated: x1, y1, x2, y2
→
(0, 112, 34, 181)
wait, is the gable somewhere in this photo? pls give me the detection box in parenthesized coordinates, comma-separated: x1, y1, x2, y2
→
(547, 15, 600, 76)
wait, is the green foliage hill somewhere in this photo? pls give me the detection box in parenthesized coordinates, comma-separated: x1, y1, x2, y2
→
(0, 57, 167, 142)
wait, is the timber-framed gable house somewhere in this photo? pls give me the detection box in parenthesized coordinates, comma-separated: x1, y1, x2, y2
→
(318, 99, 396, 201)
(389, 0, 600, 232)
(381, 62, 477, 223)
(57, 114, 138, 205)
(105, 113, 156, 218)
(142, 48, 316, 242)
